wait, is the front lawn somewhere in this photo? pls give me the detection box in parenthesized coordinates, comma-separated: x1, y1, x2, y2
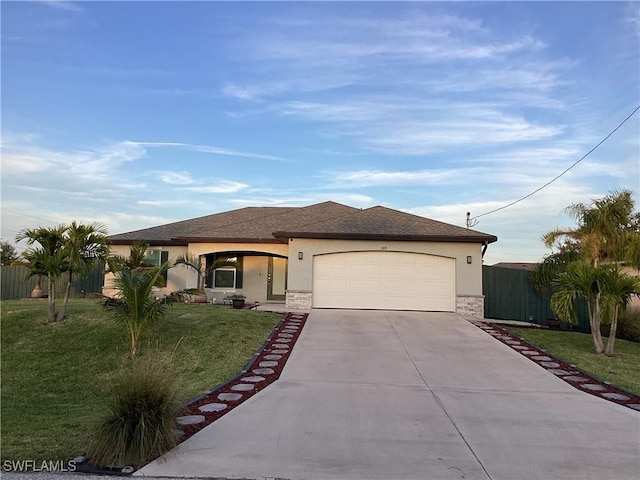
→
(504, 326, 640, 395)
(0, 299, 280, 463)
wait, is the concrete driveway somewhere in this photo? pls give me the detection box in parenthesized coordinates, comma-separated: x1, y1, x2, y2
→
(137, 310, 640, 480)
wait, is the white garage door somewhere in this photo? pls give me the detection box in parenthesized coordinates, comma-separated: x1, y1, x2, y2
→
(313, 251, 456, 311)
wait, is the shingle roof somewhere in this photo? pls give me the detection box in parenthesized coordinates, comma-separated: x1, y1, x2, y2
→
(274, 206, 497, 243)
(107, 202, 359, 245)
(107, 201, 497, 245)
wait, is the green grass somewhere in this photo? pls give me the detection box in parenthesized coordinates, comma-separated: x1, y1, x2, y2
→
(1, 299, 280, 463)
(504, 326, 640, 395)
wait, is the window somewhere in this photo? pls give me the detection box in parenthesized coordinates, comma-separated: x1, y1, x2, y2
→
(144, 250, 161, 267)
(205, 254, 243, 289)
(214, 268, 236, 288)
(143, 249, 169, 286)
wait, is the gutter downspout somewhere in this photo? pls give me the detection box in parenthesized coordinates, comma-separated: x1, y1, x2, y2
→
(481, 241, 489, 259)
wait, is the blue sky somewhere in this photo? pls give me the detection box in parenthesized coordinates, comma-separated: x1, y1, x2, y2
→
(2, 1, 639, 264)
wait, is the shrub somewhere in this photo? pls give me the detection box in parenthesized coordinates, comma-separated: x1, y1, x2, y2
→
(617, 308, 640, 342)
(601, 308, 640, 343)
(89, 354, 181, 468)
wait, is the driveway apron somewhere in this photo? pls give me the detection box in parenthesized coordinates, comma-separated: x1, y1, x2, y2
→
(137, 310, 640, 480)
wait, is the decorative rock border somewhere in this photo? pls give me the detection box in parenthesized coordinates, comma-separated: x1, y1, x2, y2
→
(471, 320, 640, 411)
(175, 312, 309, 441)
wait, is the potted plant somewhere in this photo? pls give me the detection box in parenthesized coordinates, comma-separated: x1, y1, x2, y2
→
(546, 318, 561, 329)
(225, 294, 246, 309)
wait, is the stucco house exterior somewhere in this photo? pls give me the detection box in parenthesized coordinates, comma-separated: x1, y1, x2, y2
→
(105, 201, 497, 318)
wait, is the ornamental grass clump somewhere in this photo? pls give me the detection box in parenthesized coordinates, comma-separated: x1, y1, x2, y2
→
(89, 354, 180, 468)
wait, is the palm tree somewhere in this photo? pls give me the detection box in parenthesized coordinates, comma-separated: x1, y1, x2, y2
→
(600, 269, 640, 356)
(57, 221, 109, 321)
(536, 190, 639, 353)
(551, 262, 608, 353)
(551, 262, 640, 356)
(174, 253, 239, 294)
(542, 189, 639, 268)
(106, 240, 153, 274)
(16, 225, 68, 323)
(104, 263, 172, 358)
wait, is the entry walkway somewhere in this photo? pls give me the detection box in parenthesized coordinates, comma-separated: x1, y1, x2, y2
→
(137, 310, 640, 480)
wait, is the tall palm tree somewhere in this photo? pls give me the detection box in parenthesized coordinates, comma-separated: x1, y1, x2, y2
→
(551, 262, 640, 356)
(551, 262, 608, 354)
(542, 189, 638, 268)
(104, 263, 172, 358)
(57, 221, 109, 321)
(600, 269, 640, 356)
(16, 225, 68, 323)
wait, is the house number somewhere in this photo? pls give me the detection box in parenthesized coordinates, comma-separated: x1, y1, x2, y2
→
(381, 246, 387, 250)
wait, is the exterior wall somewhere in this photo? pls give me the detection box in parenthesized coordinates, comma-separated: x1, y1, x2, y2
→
(104, 242, 287, 301)
(205, 255, 270, 305)
(189, 242, 288, 304)
(286, 238, 486, 312)
(102, 245, 188, 297)
(622, 266, 640, 310)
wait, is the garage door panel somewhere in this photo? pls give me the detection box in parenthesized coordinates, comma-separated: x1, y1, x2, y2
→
(313, 251, 455, 311)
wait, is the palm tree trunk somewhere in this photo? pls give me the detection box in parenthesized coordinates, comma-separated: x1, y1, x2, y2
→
(604, 306, 619, 357)
(47, 273, 56, 323)
(57, 271, 72, 322)
(590, 295, 604, 354)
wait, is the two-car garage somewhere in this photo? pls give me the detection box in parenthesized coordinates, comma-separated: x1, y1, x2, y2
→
(312, 251, 456, 312)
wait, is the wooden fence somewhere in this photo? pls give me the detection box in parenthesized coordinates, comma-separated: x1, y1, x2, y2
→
(1, 263, 105, 301)
(483, 265, 590, 332)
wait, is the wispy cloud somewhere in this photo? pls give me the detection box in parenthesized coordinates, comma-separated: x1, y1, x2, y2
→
(137, 199, 189, 207)
(131, 141, 286, 161)
(1, 137, 145, 177)
(220, 8, 568, 156)
(328, 169, 465, 187)
(185, 181, 248, 194)
(228, 192, 375, 208)
(40, 0, 83, 13)
(158, 171, 195, 185)
(277, 99, 564, 155)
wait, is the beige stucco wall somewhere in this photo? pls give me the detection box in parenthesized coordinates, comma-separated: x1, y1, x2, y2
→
(286, 238, 485, 296)
(622, 266, 640, 310)
(187, 242, 287, 258)
(103, 245, 188, 297)
(187, 242, 288, 304)
(104, 242, 288, 302)
(203, 255, 272, 305)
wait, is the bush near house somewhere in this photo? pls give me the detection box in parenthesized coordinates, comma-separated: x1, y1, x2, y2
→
(0, 299, 279, 463)
(600, 308, 640, 343)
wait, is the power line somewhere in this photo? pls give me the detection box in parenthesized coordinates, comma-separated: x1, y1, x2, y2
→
(471, 105, 640, 221)
(1, 208, 59, 225)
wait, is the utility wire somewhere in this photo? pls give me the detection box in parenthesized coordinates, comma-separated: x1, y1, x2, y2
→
(471, 105, 640, 221)
(1, 208, 59, 225)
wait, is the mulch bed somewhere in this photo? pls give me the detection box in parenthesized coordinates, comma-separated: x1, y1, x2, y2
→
(472, 320, 640, 411)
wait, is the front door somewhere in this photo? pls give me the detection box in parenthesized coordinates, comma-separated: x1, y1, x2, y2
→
(267, 256, 287, 301)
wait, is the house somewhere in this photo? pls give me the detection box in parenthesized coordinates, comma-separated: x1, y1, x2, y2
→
(492, 262, 538, 271)
(105, 201, 498, 318)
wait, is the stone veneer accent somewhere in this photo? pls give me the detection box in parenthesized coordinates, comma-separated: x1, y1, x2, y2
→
(456, 295, 485, 319)
(288, 291, 485, 317)
(286, 290, 313, 310)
